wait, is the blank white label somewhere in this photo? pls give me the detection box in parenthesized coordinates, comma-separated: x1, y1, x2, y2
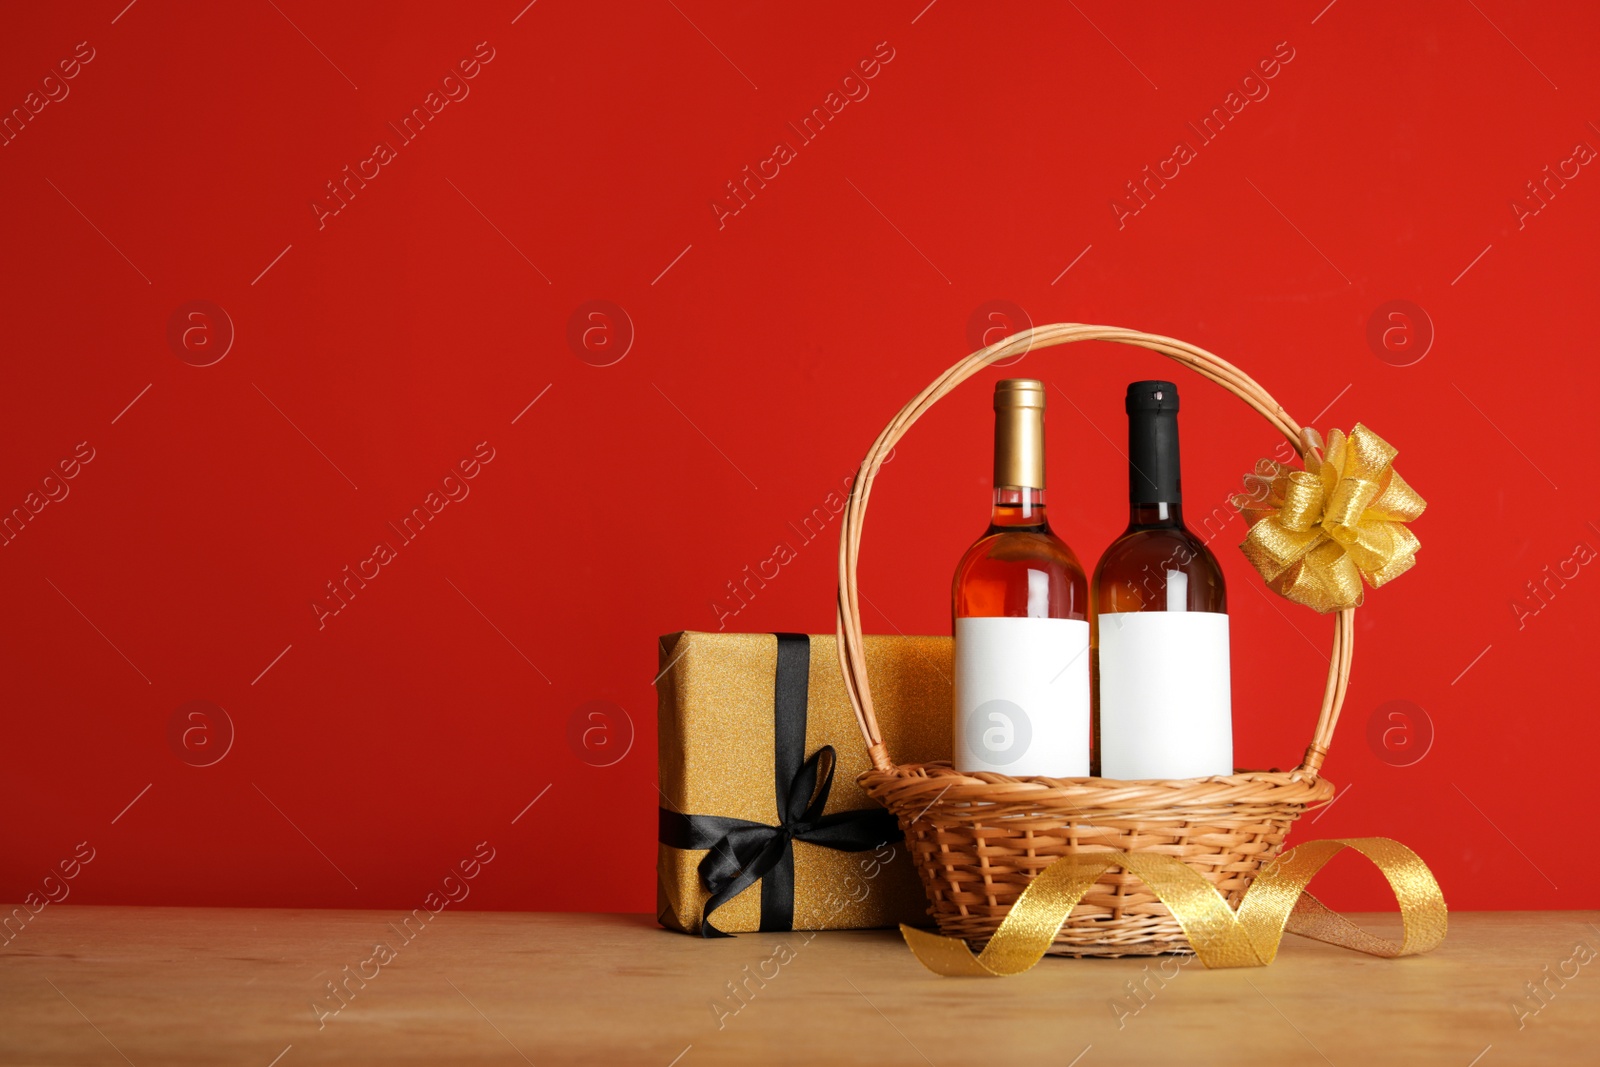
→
(954, 616, 1090, 777)
(1098, 611, 1232, 779)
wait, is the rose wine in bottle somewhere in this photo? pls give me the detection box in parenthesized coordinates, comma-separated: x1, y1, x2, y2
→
(1091, 381, 1231, 779)
(952, 379, 1090, 777)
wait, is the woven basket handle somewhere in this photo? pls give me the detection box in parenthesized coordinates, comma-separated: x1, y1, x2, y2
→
(834, 324, 1353, 781)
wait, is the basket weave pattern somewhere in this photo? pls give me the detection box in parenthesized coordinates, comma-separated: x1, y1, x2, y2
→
(835, 325, 1346, 956)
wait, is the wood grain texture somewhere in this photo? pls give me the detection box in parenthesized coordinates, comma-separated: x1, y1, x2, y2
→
(1, 906, 1596, 1065)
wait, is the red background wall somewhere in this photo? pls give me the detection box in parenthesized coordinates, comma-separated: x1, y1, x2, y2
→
(3, 1, 1595, 915)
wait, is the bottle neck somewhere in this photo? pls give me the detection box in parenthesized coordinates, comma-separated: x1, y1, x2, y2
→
(1127, 500, 1184, 528)
(990, 486, 1049, 530)
(993, 388, 1045, 492)
(1128, 406, 1182, 518)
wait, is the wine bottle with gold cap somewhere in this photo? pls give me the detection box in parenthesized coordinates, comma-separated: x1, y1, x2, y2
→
(951, 379, 1090, 777)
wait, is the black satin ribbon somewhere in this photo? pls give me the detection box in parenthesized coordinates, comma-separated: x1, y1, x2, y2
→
(657, 632, 901, 937)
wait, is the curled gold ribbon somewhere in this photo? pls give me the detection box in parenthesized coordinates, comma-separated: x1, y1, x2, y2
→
(1236, 424, 1426, 613)
(900, 837, 1446, 975)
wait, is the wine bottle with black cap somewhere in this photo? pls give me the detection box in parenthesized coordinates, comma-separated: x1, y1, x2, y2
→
(951, 379, 1090, 777)
(1091, 380, 1232, 779)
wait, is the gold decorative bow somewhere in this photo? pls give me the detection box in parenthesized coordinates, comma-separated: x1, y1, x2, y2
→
(900, 837, 1447, 975)
(1235, 424, 1426, 613)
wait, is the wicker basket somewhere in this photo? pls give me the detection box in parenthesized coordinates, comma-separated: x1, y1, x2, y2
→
(835, 324, 1343, 956)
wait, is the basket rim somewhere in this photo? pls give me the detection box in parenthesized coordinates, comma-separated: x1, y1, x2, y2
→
(861, 761, 1333, 788)
(858, 761, 1338, 811)
(834, 324, 1355, 784)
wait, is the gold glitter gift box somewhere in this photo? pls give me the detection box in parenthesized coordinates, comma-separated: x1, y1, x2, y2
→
(656, 631, 951, 935)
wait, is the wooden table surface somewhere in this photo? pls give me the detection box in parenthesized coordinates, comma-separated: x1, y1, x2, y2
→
(2, 906, 1595, 1065)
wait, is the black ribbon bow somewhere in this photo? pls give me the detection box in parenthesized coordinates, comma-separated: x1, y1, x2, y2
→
(658, 632, 901, 937)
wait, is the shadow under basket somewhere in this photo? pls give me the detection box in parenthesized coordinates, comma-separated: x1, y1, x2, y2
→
(834, 325, 1350, 956)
